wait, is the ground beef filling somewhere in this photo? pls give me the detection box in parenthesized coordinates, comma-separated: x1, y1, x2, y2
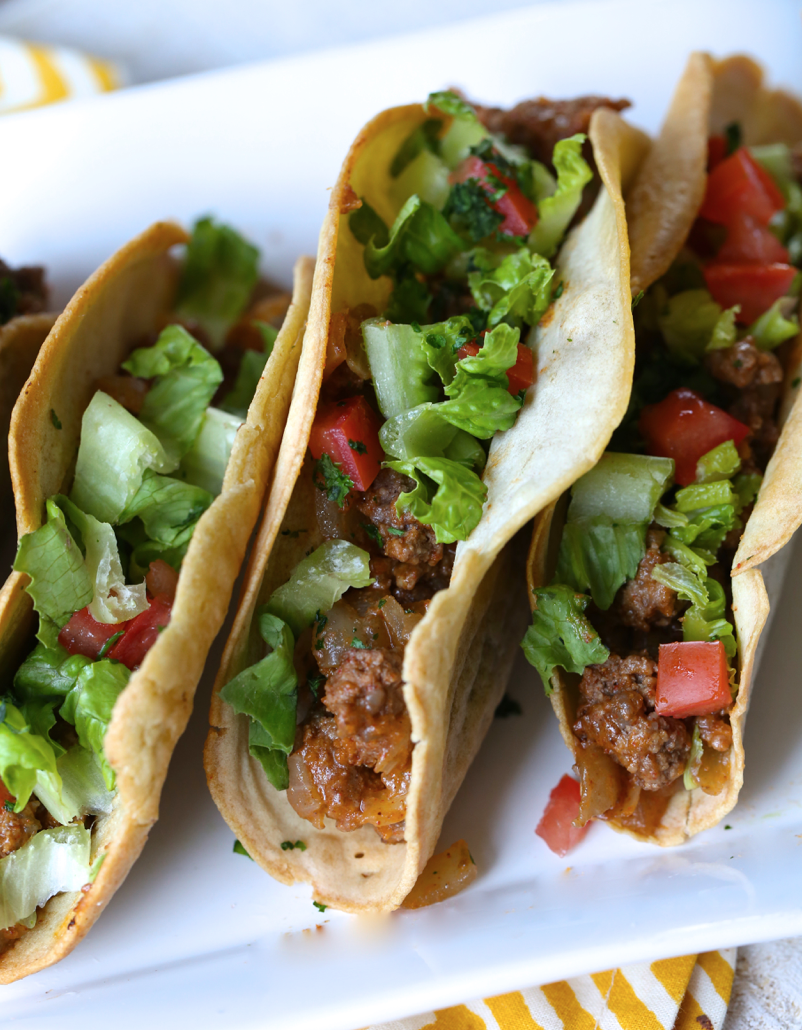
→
(0, 259, 48, 323)
(0, 801, 40, 861)
(288, 469, 453, 842)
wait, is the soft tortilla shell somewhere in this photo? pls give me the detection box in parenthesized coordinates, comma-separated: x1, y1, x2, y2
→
(0, 224, 313, 982)
(205, 105, 649, 911)
(533, 52, 800, 843)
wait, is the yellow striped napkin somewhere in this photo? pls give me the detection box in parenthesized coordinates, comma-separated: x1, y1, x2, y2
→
(365, 949, 736, 1029)
(0, 37, 122, 115)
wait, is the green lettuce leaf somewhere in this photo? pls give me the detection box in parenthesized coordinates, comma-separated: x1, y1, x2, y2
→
(266, 540, 372, 637)
(556, 518, 647, 611)
(363, 195, 464, 278)
(657, 289, 738, 364)
(14, 644, 88, 701)
(528, 135, 592, 257)
(748, 298, 799, 350)
(426, 91, 487, 169)
(695, 440, 741, 483)
(567, 452, 675, 524)
(468, 247, 554, 327)
(59, 660, 131, 789)
(650, 561, 709, 607)
(443, 180, 504, 242)
(180, 407, 243, 497)
(120, 470, 213, 546)
(521, 585, 609, 692)
(248, 721, 289, 792)
(33, 745, 115, 826)
(219, 326, 275, 419)
(123, 325, 223, 461)
(0, 702, 60, 812)
(70, 390, 175, 523)
(390, 118, 443, 178)
(384, 456, 487, 543)
(174, 216, 259, 350)
(379, 402, 486, 471)
(682, 578, 737, 659)
(362, 318, 441, 418)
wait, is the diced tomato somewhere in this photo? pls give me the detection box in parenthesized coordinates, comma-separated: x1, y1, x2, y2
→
(700, 147, 786, 226)
(308, 395, 384, 492)
(655, 641, 731, 718)
(715, 209, 790, 266)
(145, 559, 179, 602)
(0, 777, 14, 809)
(59, 607, 124, 659)
(456, 340, 535, 396)
(707, 135, 727, 172)
(704, 262, 796, 324)
(639, 387, 750, 486)
(536, 774, 591, 857)
(452, 155, 537, 237)
(106, 596, 173, 671)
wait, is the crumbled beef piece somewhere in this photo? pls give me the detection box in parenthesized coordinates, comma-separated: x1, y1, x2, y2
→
(696, 713, 733, 752)
(579, 653, 658, 707)
(0, 801, 41, 860)
(357, 468, 443, 566)
(729, 383, 781, 468)
(288, 708, 408, 843)
(705, 338, 783, 390)
(613, 527, 683, 632)
(472, 96, 630, 166)
(574, 690, 690, 791)
(323, 648, 411, 774)
(0, 260, 48, 324)
(368, 548, 454, 605)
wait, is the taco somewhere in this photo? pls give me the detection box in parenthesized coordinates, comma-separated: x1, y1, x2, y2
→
(523, 53, 802, 845)
(0, 218, 313, 981)
(205, 91, 649, 912)
(0, 259, 56, 543)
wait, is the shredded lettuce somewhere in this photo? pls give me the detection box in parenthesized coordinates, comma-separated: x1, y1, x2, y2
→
(362, 318, 441, 418)
(650, 561, 708, 608)
(522, 585, 609, 691)
(266, 540, 372, 637)
(567, 452, 674, 524)
(682, 578, 737, 659)
(438, 323, 523, 438)
(695, 440, 741, 483)
(363, 194, 464, 279)
(390, 118, 443, 179)
(674, 480, 739, 513)
(180, 407, 244, 497)
(528, 135, 592, 258)
(59, 660, 130, 790)
(379, 403, 486, 471)
(121, 470, 213, 547)
(468, 247, 554, 328)
(70, 391, 175, 524)
(14, 644, 87, 701)
(733, 471, 762, 509)
(556, 519, 647, 611)
(426, 91, 487, 170)
(669, 504, 739, 553)
(748, 298, 799, 350)
(385, 456, 487, 544)
(122, 325, 223, 461)
(174, 216, 260, 351)
(0, 703, 60, 813)
(657, 289, 738, 364)
(34, 746, 114, 826)
(219, 611, 297, 791)
(0, 825, 91, 932)
(219, 325, 276, 419)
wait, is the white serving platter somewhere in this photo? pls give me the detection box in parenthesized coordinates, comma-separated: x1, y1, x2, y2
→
(2, 1, 802, 1026)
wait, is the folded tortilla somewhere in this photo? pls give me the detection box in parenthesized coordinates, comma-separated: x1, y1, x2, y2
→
(528, 54, 802, 845)
(0, 222, 313, 981)
(205, 102, 649, 912)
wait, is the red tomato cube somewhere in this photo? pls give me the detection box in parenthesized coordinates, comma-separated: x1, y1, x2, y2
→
(106, 596, 172, 671)
(700, 147, 786, 226)
(536, 774, 590, 857)
(639, 388, 750, 486)
(451, 156, 537, 237)
(59, 606, 124, 659)
(655, 641, 731, 718)
(457, 340, 535, 396)
(704, 262, 796, 324)
(715, 209, 790, 266)
(308, 395, 384, 493)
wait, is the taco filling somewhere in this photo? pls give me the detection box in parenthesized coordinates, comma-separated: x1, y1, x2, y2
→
(0, 259, 48, 326)
(523, 130, 801, 832)
(0, 219, 288, 948)
(219, 90, 629, 843)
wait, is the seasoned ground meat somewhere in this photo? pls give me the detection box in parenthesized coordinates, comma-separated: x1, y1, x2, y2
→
(0, 801, 40, 860)
(323, 648, 411, 774)
(705, 338, 783, 390)
(696, 713, 733, 752)
(473, 96, 630, 166)
(579, 653, 658, 707)
(574, 690, 690, 791)
(0, 260, 48, 323)
(357, 468, 443, 566)
(613, 527, 683, 632)
(729, 383, 781, 466)
(288, 709, 408, 843)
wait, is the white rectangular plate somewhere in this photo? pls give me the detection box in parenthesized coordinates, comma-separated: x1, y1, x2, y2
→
(2, 1, 802, 1026)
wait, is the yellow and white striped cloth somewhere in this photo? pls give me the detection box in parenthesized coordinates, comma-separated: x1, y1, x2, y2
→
(365, 949, 736, 1029)
(0, 37, 121, 115)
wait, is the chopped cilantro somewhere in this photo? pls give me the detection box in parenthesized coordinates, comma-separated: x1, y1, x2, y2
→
(377, 598, 386, 609)
(361, 521, 383, 546)
(233, 840, 252, 859)
(313, 900, 328, 912)
(281, 840, 308, 851)
(50, 409, 62, 430)
(97, 630, 124, 659)
(386, 526, 406, 537)
(281, 528, 306, 538)
(314, 453, 354, 508)
(307, 676, 324, 698)
(724, 824, 732, 830)
(349, 439, 368, 454)
(4, 800, 13, 812)
(495, 694, 522, 718)
(314, 610, 328, 630)
(631, 290, 644, 309)
(443, 180, 504, 242)
(793, 377, 801, 389)
(553, 281, 565, 300)
(724, 121, 742, 155)
(351, 636, 369, 649)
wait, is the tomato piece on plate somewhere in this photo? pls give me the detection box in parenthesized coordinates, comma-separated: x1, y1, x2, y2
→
(639, 387, 750, 486)
(704, 262, 796, 324)
(715, 209, 790, 266)
(59, 607, 125, 660)
(308, 395, 384, 492)
(655, 641, 731, 718)
(452, 155, 537, 237)
(535, 774, 590, 857)
(699, 147, 786, 226)
(457, 340, 535, 396)
(106, 596, 172, 671)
